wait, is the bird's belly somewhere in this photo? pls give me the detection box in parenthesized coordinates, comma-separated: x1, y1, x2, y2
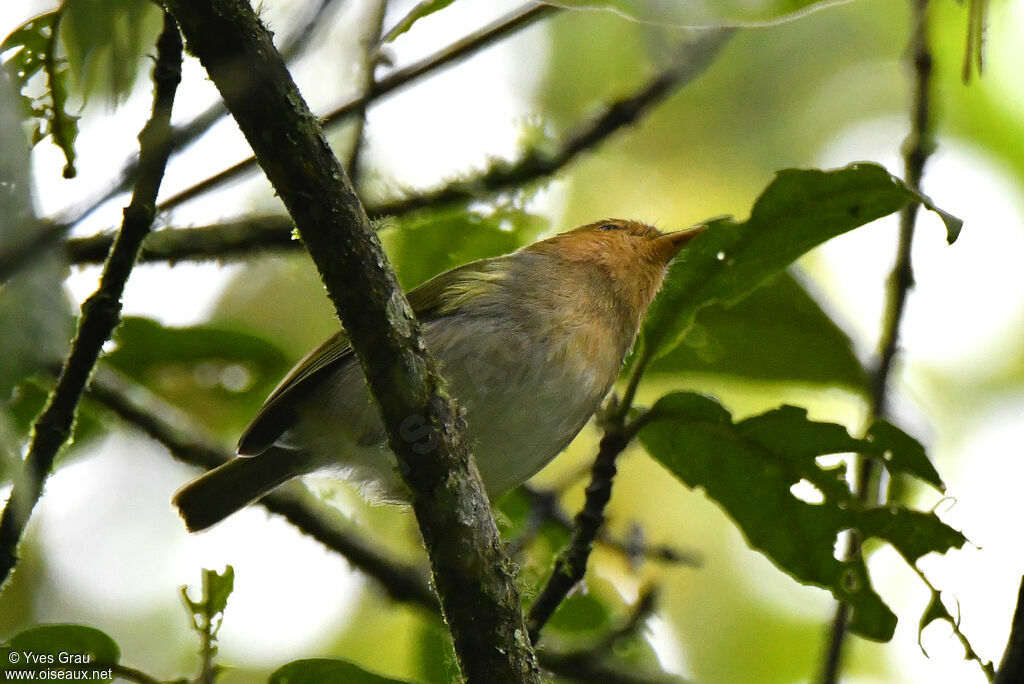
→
(285, 315, 618, 499)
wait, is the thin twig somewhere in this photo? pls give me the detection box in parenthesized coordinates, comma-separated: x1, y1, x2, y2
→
(65, 215, 297, 265)
(511, 486, 700, 567)
(344, 0, 389, 184)
(819, 1, 935, 681)
(0, 14, 183, 588)
(526, 391, 651, 641)
(155, 3, 557, 213)
(537, 587, 688, 684)
(64, 29, 733, 268)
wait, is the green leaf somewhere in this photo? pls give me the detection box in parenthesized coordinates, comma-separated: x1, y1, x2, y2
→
(646, 271, 868, 389)
(384, 207, 547, 291)
(382, 0, 457, 43)
(104, 317, 289, 435)
(866, 419, 944, 491)
(546, 0, 854, 27)
(182, 566, 235, 621)
(639, 391, 966, 642)
(204, 565, 234, 618)
(0, 11, 80, 176)
(60, 0, 162, 104)
(642, 163, 962, 357)
(917, 587, 995, 677)
(270, 658, 413, 684)
(1, 625, 119, 677)
(547, 591, 613, 635)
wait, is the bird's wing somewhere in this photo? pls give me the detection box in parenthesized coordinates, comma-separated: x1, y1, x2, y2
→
(237, 331, 354, 455)
(236, 257, 507, 455)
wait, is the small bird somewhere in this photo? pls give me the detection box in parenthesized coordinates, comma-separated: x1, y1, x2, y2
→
(173, 219, 705, 531)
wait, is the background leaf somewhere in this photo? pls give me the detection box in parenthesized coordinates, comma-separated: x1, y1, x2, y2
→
(545, 0, 853, 27)
(382, 0, 457, 43)
(270, 658, 413, 684)
(60, 0, 162, 104)
(646, 271, 868, 389)
(639, 391, 965, 641)
(103, 317, 290, 436)
(0, 11, 79, 175)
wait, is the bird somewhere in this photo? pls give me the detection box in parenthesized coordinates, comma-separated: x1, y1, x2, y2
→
(172, 218, 706, 531)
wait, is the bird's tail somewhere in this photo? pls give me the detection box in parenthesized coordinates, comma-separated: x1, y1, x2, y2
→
(172, 447, 309, 532)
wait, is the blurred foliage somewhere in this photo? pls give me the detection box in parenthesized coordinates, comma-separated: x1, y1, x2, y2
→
(0, 62, 73, 482)
(104, 317, 290, 438)
(0, 11, 79, 177)
(60, 0, 162, 104)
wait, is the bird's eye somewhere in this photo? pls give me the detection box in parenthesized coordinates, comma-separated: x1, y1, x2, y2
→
(599, 223, 622, 232)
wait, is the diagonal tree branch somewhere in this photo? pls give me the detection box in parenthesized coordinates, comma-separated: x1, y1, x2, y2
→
(157, 0, 539, 680)
(65, 28, 733, 268)
(0, 13, 183, 588)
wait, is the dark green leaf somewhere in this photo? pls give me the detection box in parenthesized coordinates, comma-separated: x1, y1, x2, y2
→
(546, 0, 853, 26)
(0, 11, 79, 176)
(1, 625, 119, 676)
(866, 420, 944, 491)
(382, 0, 457, 43)
(1, 380, 106, 484)
(639, 391, 965, 641)
(270, 658, 413, 684)
(642, 164, 962, 357)
(647, 271, 868, 389)
(917, 587, 995, 677)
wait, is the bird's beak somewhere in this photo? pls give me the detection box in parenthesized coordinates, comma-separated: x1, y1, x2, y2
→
(654, 223, 707, 262)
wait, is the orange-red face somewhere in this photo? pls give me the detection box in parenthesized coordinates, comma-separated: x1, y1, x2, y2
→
(546, 219, 705, 271)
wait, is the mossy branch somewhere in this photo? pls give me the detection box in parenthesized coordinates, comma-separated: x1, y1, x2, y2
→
(158, 0, 539, 679)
